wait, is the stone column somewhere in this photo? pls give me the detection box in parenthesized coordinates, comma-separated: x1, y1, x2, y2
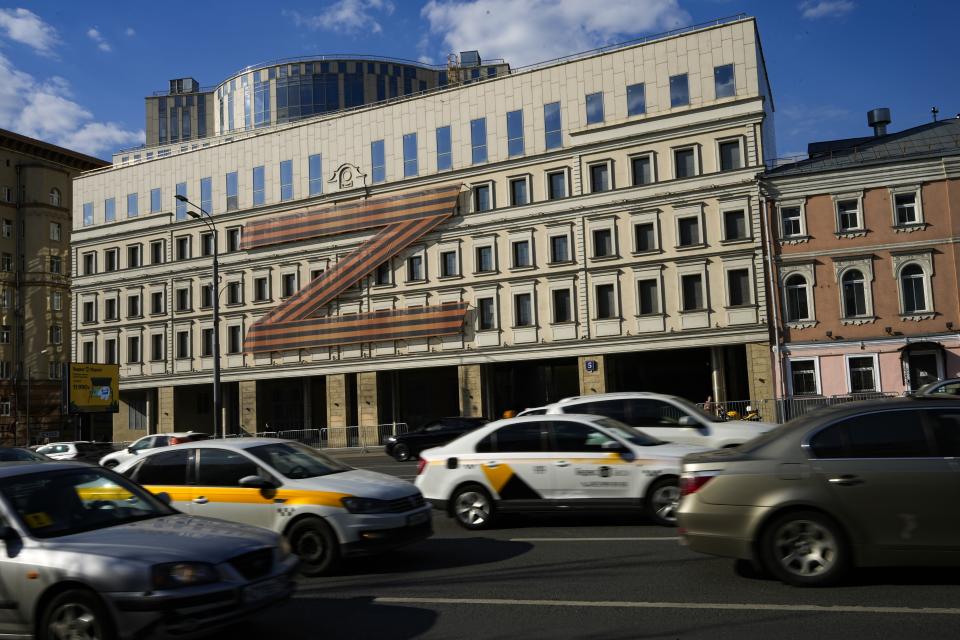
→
(302, 378, 313, 429)
(578, 355, 607, 395)
(239, 380, 258, 434)
(458, 364, 484, 416)
(710, 346, 727, 404)
(326, 374, 348, 447)
(357, 372, 379, 448)
(746, 342, 775, 401)
(157, 386, 175, 433)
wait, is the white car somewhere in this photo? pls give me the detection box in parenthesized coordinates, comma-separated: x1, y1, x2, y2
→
(115, 438, 432, 575)
(98, 431, 209, 468)
(545, 392, 777, 449)
(415, 414, 706, 529)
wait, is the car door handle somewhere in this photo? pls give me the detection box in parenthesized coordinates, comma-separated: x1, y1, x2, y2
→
(828, 475, 864, 486)
(192, 496, 209, 504)
(485, 461, 499, 469)
(554, 460, 570, 467)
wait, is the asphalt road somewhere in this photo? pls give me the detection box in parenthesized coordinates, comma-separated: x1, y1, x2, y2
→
(216, 451, 960, 640)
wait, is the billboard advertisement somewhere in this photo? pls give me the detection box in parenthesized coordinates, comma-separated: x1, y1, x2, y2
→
(69, 364, 119, 413)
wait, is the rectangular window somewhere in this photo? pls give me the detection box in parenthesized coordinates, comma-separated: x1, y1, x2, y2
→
(627, 83, 646, 116)
(724, 210, 748, 240)
(49, 222, 61, 241)
(127, 294, 141, 318)
(254, 277, 270, 302)
(0, 219, 9, 238)
(0, 325, 9, 343)
(104, 298, 117, 321)
(371, 140, 386, 183)
(553, 289, 572, 323)
(781, 207, 802, 237)
(127, 193, 138, 218)
(150, 240, 165, 264)
(637, 279, 659, 315)
(127, 244, 141, 268)
(201, 329, 214, 358)
(596, 284, 616, 319)
(280, 160, 293, 201)
(440, 251, 458, 277)
(200, 232, 214, 257)
(49, 325, 62, 345)
(678, 217, 701, 246)
(82, 341, 95, 363)
(728, 269, 751, 306)
(151, 334, 164, 361)
(104, 339, 116, 365)
(719, 140, 742, 171)
(475, 245, 494, 272)
(308, 154, 323, 196)
(406, 255, 424, 281)
(473, 184, 492, 212)
(544, 102, 562, 150)
(127, 336, 141, 363)
(402, 133, 418, 177)
(49, 255, 61, 274)
(82, 252, 96, 275)
(51, 291, 62, 311)
(585, 92, 604, 124)
(509, 177, 529, 206)
(200, 284, 214, 308)
(200, 177, 212, 213)
(228, 326, 242, 354)
(674, 147, 696, 178)
(837, 199, 860, 231)
(105, 249, 118, 272)
(634, 222, 656, 252)
(175, 183, 187, 220)
(670, 73, 690, 107)
(631, 154, 653, 186)
(550, 235, 569, 263)
(511, 240, 531, 268)
(83, 202, 93, 226)
(592, 228, 614, 258)
(281, 273, 297, 297)
(547, 171, 566, 199)
(848, 356, 878, 393)
(252, 166, 265, 205)
(681, 274, 704, 311)
(589, 163, 610, 192)
(176, 330, 190, 359)
(436, 126, 452, 171)
(470, 118, 487, 164)
(175, 288, 190, 312)
(151, 291, 164, 314)
(226, 227, 241, 252)
(225, 171, 238, 211)
(714, 64, 735, 99)
(0, 253, 11, 272)
(478, 297, 496, 331)
(791, 360, 819, 396)
(176, 236, 190, 260)
(104, 198, 116, 223)
(373, 262, 391, 286)
(507, 110, 524, 157)
(150, 188, 161, 213)
(514, 293, 533, 327)
(895, 193, 917, 225)
(226, 282, 242, 305)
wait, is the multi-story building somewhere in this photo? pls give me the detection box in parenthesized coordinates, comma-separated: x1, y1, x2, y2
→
(0, 128, 108, 444)
(140, 52, 510, 148)
(73, 15, 776, 443)
(764, 111, 960, 399)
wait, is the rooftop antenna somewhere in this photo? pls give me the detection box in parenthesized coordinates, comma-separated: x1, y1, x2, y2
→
(931, 106, 939, 122)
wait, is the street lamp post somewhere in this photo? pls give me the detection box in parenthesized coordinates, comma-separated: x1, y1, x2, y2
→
(174, 195, 223, 439)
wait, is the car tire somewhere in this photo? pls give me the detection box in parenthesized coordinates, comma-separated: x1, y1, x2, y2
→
(39, 588, 115, 640)
(102, 460, 118, 470)
(644, 477, 680, 527)
(760, 510, 848, 587)
(451, 483, 497, 530)
(393, 443, 412, 462)
(288, 517, 340, 577)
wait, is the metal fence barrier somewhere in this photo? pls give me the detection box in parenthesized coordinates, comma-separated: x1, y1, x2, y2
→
(216, 423, 408, 450)
(698, 393, 899, 424)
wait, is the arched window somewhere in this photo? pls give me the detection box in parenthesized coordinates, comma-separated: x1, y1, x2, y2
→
(784, 274, 810, 321)
(900, 264, 927, 313)
(49, 188, 61, 206)
(841, 269, 867, 317)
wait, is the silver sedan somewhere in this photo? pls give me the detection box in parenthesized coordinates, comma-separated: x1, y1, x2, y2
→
(0, 462, 298, 639)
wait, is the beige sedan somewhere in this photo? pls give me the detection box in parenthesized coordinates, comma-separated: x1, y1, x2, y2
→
(678, 397, 960, 586)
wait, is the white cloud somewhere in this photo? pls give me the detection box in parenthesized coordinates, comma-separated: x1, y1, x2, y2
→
(780, 104, 851, 138)
(125, 27, 136, 37)
(421, 0, 691, 67)
(283, 0, 395, 35)
(799, 1, 855, 19)
(0, 52, 142, 157)
(87, 26, 111, 52)
(0, 7, 59, 55)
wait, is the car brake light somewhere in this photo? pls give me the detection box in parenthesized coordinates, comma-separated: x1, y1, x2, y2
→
(416, 458, 427, 476)
(680, 471, 719, 496)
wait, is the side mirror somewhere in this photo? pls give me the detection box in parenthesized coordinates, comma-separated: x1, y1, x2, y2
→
(239, 475, 275, 490)
(127, 447, 136, 454)
(601, 440, 624, 450)
(154, 492, 172, 505)
(678, 415, 698, 427)
(0, 525, 17, 542)
(619, 450, 636, 463)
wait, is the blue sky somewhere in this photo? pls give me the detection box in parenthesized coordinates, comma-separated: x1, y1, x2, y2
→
(0, 0, 957, 159)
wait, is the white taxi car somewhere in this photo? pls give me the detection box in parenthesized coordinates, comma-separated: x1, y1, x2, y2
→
(115, 438, 431, 575)
(415, 415, 706, 529)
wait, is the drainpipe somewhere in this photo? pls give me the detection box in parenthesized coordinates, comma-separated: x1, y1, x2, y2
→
(759, 186, 786, 400)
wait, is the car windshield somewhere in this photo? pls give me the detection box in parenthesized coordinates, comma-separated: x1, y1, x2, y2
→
(0, 448, 48, 462)
(671, 396, 725, 423)
(0, 468, 173, 539)
(247, 442, 351, 479)
(593, 418, 665, 446)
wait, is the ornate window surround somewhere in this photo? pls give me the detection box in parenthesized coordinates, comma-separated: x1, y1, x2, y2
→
(891, 250, 935, 320)
(832, 255, 876, 325)
(780, 261, 817, 329)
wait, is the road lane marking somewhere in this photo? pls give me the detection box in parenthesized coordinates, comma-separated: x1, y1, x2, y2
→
(509, 536, 680, 542)
(371, 597, 960, 616)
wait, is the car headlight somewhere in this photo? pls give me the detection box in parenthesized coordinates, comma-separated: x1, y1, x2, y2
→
(340, 497, 390, 514)
(387, 436, 397, 442)
(152, 562, 219, 589)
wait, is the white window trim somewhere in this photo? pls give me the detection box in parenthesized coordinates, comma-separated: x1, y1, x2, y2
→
(149, 330, 166, 362)
(587, 216, 618, 260)
(474, 284, 500, 332)
(721, 257, 755, 308)
(590, 271, 621, 321)
(776, 199, 808, 242)
(632, 265, 665, 317)
(280, 269, 299, 298)
(630, 210, 661, 254)
(844, 352, 882, 394)
(676, 259, 709, 313)
(508, 229, 535, 270)
(628, 151, 657, 186)
(586, 159, 614, 193)
(510, 283, 537, 329)
(780, 262, 817, 327)
(832, 191, 865, 235)
(546, 277, 576, 324)
(892, 252, 935, 318)
(786, 357, 821, 396)
(888, 184, 925, 229)
(833, 256, 876, 323)
(437, 241, 462, 280)
(671, 144, 701, 180)
(472, 236, 498, 274)
(506, 173, 533, 207)
(405, 245, 427, 283)
(546, 225, 574, 265)
(674, 204, 706, 249)
(174, 325, 192, 360)
(470, 180, 495, 213)
(719, 198, 753, 243)
(544, 167, 571, 200)
(715, 136, 746, 172)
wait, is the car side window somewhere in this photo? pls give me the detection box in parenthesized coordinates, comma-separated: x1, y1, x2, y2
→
(928, 410, 960, 456)
(568, 399, 629, 423)
(812, 410, 931, 459)
(197, 448, 261, 487)
(423, 423, 445, 433)
(154, 436, 171, 448)
(134, 449, 190, 485)
(551, 421, 618, 452)
(934, 382, 960, 396)
(808, 424, 845, 458)
(131, 437, 155, 451)
(488, 423, 545, 453)
(629, 400, 687, 428)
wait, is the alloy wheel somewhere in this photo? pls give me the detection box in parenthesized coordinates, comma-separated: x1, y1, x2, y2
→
(455, 491, 490, 526)
(47, 603, 102, 640)
(650, 484, 680, 523)
(772, 519, 837, 577)
(296, 530, 328, 564)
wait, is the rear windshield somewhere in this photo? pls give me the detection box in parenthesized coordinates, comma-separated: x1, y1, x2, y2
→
(0, 448, 48, 462)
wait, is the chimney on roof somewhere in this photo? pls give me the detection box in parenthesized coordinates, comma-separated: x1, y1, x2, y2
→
(867, 108, 891, 136)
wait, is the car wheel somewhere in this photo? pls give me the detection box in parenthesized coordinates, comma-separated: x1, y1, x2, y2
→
(288, 517, 340, 577)
(39, 589, 114, 640)
(451, 483, 496, 530)
(645, 477, 680, 527)
(101, 460, 118, 470)
(760, 510, 848, 587)
(393, 443, 412, 462)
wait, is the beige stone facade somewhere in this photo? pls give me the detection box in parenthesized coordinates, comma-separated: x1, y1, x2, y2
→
(73, 17, 776, 440)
